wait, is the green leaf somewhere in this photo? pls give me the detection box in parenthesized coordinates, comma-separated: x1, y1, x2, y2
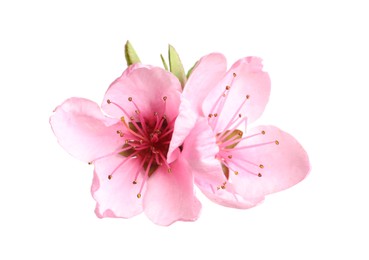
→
(186, 61, 198, 79)
(124, 40, 141, 66)
(160, 54, 169, 71)
(168, 45, 186, 88)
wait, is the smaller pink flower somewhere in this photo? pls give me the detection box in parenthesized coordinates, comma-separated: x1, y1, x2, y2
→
(170, 53, 310, 208)
(50, 65, 201, 225)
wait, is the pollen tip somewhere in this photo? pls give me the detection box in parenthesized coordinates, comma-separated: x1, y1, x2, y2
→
(234, 171, 239, 175)
(261, 130, 266, 135)
(128, 97, 133, 101)
(168, 168, 172, 173)
(214, 113, 218, 117)
(275, 140, 280, 145)
(208, 114, 213, 118)
(108, 175, 112, 180)
(163, 96, 167, 101)
(107, 99, 111, 104)
(133, 180, 137, 184)
(137, 193, 141, 199)
(246, 94, 250, 99)
(259, 164, 264, 169)
(233, 72, 237, 77)
(226, 85, 230, 90)
(258, 173, 262, 177)
(228, 155, 233, 159)
(88, 161, 93, 165)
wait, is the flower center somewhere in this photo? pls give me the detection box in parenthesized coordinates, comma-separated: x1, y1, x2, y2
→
(207, 73, 279, 190)
(89, 96, 173, 198)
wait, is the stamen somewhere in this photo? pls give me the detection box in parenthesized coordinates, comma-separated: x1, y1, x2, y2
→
(230, 140, 277, 151)
(221, 95, 250, 132)
(107, 152, 139, 180)
(223, 160, 261, 178)
(158, 152, 171, 173)
(132, 156, 147, 184)
(88, 147, 136, 164)
(137, 157, 154, 199)
(106, 99, 130, 118)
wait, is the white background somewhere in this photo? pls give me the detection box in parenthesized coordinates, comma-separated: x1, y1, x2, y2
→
(1, 0, 368, 259)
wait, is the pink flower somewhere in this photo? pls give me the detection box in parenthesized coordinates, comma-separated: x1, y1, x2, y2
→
(170, 53, 310, 208)
(50, 65, 201, 225)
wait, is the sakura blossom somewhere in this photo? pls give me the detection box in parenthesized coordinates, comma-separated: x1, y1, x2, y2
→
(170, 53, 310, 208)
(50, 65, 201, 225)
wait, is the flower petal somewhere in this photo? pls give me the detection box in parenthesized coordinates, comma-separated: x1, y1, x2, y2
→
(50, 97, 122, 162)
(102, 66, 182, 122)
(92, 155, 144, 218)
(167, 98, 197, 163)
(203, 57, 271, 133)
(143, 158, 201, 226)
(167, 53, 227, 162)
(183, 118, 260, 208)
(229, 125, 310, 200)
(183, 53, 227, 114)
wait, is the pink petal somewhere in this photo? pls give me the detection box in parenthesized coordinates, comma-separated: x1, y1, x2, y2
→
(92, 155, 144, 218)
(167, 98, 197, 163)
(183, 53, 227, 114)
(182, 118, 223, 185)
(229, 125, 310, 201)
(50, 97, 122, 162)
(102, 66, 182, 122)
(182, 118, 260, 208)
(142, 157, 201, 226)
(167, 53, 227, 162)
(203, 57, 271, 133)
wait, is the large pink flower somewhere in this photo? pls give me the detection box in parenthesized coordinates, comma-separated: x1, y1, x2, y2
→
(50, 65, 201, 225)
(170, 53, 310, 208)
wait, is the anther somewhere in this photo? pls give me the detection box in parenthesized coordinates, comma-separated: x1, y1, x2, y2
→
(234, 171, 239, 175)
(275, 140, 280, 145)
(261, 130, 266, 135)
(238, 114, 242, 118)
(137, 193, 141, 199)
(132, 180, 137, 184)
(168, 168, 172, 173)
(88, 161, 93, 165)
(228, 155, 233, 159)
(259, 164, 264, 169)
(258, 173, 262, 177)
(246, 95, 250, 99)
(128, 97, 133, 101)
(130, 116, 134, 121)
(107, 99, 111, 104)
(233, 72, 237, 77)
(226, 85, 231, 90)
(163, 96, 167, 101)
(208, 114, 213, 118)
(108, 175, 112, 180)
(214, 113, 218, 117)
